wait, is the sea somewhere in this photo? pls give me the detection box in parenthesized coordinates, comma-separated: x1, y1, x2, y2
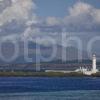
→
(0, 77, 100, 100)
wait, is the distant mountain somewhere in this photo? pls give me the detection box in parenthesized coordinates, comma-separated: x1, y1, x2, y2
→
(0, 40, 92, 64)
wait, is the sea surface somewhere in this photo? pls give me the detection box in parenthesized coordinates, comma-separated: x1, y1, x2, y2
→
(0, 77, 100, 100)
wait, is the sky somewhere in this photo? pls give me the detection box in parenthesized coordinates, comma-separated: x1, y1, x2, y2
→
(0, 0, 100, 47)
(35, 0, 100, 18)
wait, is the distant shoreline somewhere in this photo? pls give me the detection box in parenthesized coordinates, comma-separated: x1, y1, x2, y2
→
(0, 71, 100, 77)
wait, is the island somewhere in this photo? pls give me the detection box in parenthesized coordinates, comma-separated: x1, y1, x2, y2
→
(0, 54, 99, 77)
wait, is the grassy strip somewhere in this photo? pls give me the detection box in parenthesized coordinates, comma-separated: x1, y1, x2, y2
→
(0, 71, 99, 77)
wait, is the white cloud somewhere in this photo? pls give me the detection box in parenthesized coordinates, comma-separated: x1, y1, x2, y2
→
(0, 0, 37, 26)
(22, 2, 100, 45)
(69, 2, 92, 17)
(92, 9, 100, 23)
(0, 1, 100, 44)
(46, 17, 61, 26)
(21, 25, 42, 41)
(63, 2, 100, 30)
(44, 2, 100, 31)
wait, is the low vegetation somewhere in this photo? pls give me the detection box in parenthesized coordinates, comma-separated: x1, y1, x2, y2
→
(0, 71, 99, 77)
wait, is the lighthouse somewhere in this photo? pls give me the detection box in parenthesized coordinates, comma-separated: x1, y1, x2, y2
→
(75, 54, 98, 75)
(92, 54, 97, 73)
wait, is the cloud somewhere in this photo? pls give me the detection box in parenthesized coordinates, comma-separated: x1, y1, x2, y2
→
(69, 2, 92, 17)
(0, 0, 38, 39)
(36, 1, 100, 46)
(22, 27, 40, 40)
(0, 1, 100, 61)
(92, 9, 100, 23)
(63, 2, 100, 31)
(46, 17, 61, 26)
(0, 1, 100, 46)
(45, 2, 100, 32)
(15, 2, 100, 45)
(0, 0, 37, 26)
(0, 0, 11, 12)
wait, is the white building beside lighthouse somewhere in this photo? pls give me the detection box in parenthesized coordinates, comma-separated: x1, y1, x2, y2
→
(45, 54, 99, 75)
(75, 54, 98, 75)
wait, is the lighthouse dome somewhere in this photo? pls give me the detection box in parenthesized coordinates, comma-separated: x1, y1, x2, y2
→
(93, 54, 96, 57)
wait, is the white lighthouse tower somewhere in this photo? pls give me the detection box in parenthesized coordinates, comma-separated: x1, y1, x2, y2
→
(92, 54, 97, 73)
(75, 54, 98, 75)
